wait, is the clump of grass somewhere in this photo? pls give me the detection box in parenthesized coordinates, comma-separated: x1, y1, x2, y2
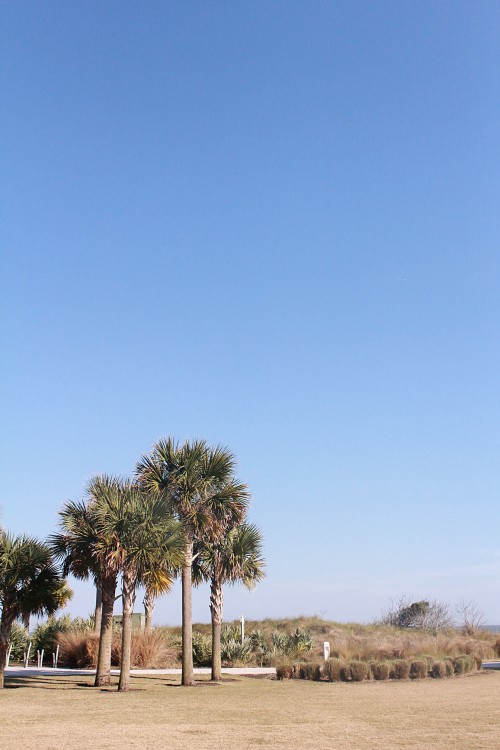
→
(453, 655, 475, 675)
(276, 664, 293, 680)
(129, 631, 172, 668)
(57, 631, 100, 668)
(409, 659, 428, 679)
(371, 662, 390, 680)
(341, 661, 369, 682)
(493, 638, 500, 658)
(323, 658, 343, 682)
(430, 661, 447, 679)
(302, 663, 322, 681)
(443, 659, 455, 677)
(389, 660, 410, 680)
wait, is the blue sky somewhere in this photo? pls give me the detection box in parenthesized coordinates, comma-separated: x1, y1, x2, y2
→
(1, 1, 499, 625)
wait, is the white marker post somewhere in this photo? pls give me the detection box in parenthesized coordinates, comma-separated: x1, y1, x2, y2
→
(24, 642, 32, 668)
(53, 645, 60, 668)
(37, 649, 44, 668)
(240, 615, 245, 643)
(323, 641, 331, 660)
(6, 645, 12, 668)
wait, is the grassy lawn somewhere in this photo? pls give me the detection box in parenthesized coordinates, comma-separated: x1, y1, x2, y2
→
(2, 671, 499, 750)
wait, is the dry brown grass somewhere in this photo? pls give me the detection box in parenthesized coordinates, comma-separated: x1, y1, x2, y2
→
(57, 630, 179, 669)
(2, 670, 499, 750)
(240, 616, 497, 663)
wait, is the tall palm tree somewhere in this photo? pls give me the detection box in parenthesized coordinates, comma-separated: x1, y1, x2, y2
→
(51, 475, 124, 687)
(193, 522, 265, 681)
(0, 531, 69, 689)
(92, 481, 184, 692)
(137, 438, 249, 685)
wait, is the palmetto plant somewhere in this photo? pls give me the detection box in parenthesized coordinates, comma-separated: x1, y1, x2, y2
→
(51, 475, 124, 687)
(193, 522, 265, 681)
(137, 438, 249, 685)
(0, 531, 69, 688)
(91, 480, 183, 692)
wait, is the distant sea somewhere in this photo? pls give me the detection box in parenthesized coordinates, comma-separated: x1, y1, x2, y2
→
(485, 625, 500, 633)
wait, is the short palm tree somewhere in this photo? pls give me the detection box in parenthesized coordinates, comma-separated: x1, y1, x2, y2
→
(51, 475, 124, 687)
(137, 438, 249, 685)
(0, 531, 69, 689)
(193, 522, 265, 681)
(92, 481, 184, 691)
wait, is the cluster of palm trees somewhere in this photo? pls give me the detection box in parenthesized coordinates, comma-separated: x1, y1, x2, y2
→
(0, 437, 265, 692)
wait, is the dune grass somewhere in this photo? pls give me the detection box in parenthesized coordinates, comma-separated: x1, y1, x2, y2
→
(2, 670, 499, 750)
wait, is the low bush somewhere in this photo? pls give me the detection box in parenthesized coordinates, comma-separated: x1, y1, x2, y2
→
(474, 656, 483, 671)
(453, 655, 474, 675)
(323, 658, 343, 682)
(444, 659, 455, 677)
(292, 662, 307, 679)
(276, 664, 293, 680)
(494, 638, 500, 658)
(371, 662, 390, 680)
(301, 663, 321, 681)
(409, 659, 428, 679)
(430, 661, 447, 678)
(341, 661, 369, 682)
(389, 659, 410, 680)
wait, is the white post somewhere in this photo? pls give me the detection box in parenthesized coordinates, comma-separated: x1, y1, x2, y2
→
(240, 614, 245, 643)
(37, 649, 44, 668)
(53, 645, 60, 668)
(323, 641, 331, 660)
(6, 645, 12, 668)
(24, 642, 32, 668)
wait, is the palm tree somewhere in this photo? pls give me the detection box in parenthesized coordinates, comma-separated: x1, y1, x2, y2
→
(137, 438, 249, 685)
(193, 522, 265, 681)
(51, 475, 124, 687)
(92, 481, 184, 692)
(0, 531, 69, 689)
(143, 571, 174, 632)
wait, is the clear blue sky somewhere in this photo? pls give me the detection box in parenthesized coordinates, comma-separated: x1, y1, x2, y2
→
(1, 1, 499, 625)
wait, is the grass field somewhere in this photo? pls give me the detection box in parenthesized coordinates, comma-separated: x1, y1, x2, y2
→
(1, 670, 499, 750)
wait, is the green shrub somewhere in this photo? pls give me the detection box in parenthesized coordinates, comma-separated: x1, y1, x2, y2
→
(221, 638, 252, 666)
(323, 658, 343, 682)
(390, 659, 410, 680)
(276, 664, 293, 680)
(409, 659, 428, 679)
(430, 661, 447, 678)
(8, 622, 29, 663)
(192, 633, 212, 667)
(371, 662, 390, 680)
(32, 615, 78, 663)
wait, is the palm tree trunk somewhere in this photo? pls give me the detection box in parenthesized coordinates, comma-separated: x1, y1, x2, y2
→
(181, 531, 194, 686)
(118, 570, 136, 692)
(94, 573, 117, 687)
(0, 616, 14, 690)
(0, 642, 6, 690)
(94, 583, 103, 635)
(143, 587, 155, 633)
(210, 574, 223, 682)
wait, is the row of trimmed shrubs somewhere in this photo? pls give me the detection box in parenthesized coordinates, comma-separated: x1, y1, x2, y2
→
(276, 654, 481, 682)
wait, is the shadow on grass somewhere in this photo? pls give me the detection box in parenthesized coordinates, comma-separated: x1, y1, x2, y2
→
(4, 677, 95, 690)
